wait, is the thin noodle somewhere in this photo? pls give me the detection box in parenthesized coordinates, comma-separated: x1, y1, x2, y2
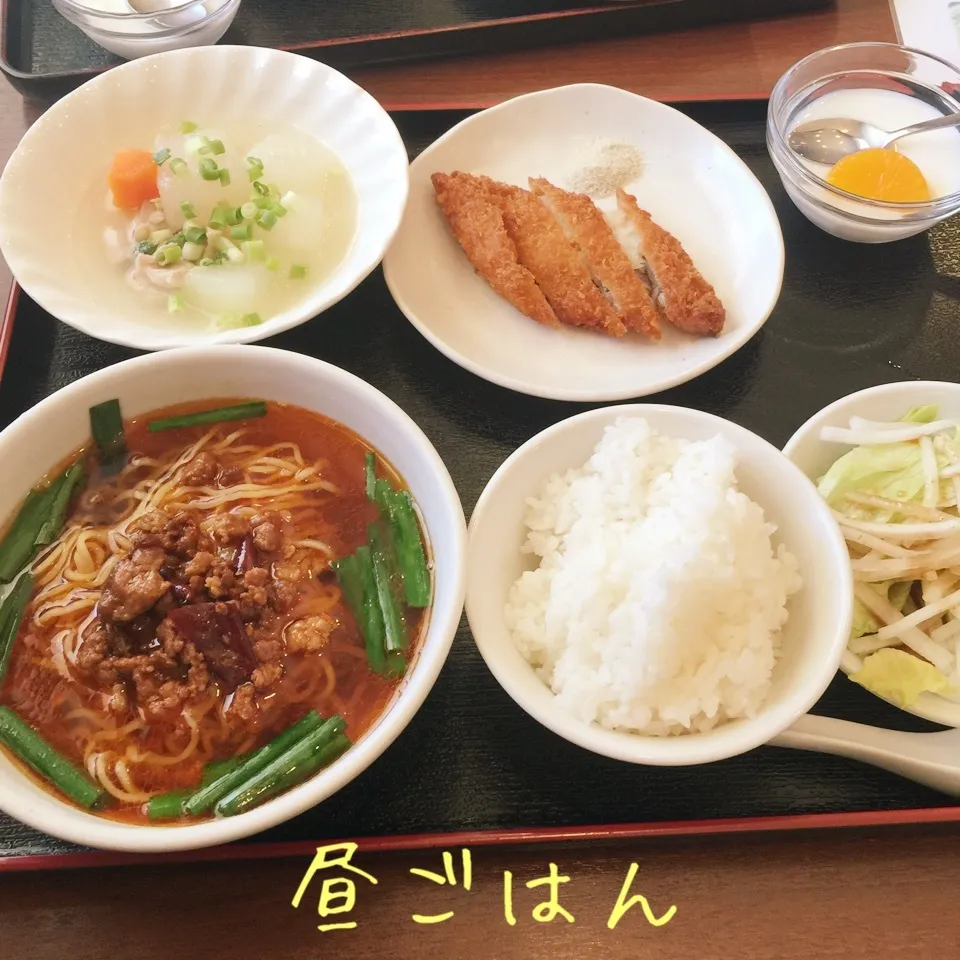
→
(13, 418, 385, 811)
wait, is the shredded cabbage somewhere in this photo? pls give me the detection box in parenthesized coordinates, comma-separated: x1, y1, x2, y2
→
(850, 648, 954, 707)
(817, 405, 960, 519)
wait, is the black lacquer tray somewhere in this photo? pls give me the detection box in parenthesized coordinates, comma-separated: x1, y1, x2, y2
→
(2, 101, 960, 867)
(0, 0, 832, 99)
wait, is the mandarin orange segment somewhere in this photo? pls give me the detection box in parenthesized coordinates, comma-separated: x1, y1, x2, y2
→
(826, 148, 931, 203)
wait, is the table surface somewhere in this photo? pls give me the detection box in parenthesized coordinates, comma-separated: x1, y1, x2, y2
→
(1, 2, 955, 958)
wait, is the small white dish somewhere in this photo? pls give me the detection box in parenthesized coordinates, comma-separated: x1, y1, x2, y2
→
(0, 46, 409, 351)
(383, 84, 784, 402)
(466, 404, 852, 766)
(0, 346, 467, 852)
(784, 379, 960, 728)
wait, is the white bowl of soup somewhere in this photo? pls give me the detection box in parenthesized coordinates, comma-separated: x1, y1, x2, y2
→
(0, 346, 466, 851)
(0, 46, 409, 350)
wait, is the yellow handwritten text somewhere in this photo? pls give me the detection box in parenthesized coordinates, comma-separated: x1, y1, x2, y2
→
(410, 848, 473, 924)
(607, 863, 677, 929)
(525, 863, 574, 924)
(292, 842, 378, 932)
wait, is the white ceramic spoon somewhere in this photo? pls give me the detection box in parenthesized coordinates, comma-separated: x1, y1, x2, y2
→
(772, 714, 960, 796)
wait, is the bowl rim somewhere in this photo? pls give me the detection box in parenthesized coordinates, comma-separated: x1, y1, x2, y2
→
(384, 82, 785, 402)
(53, 0, 239, 38)
(466, 403, 853, 766)
(782, 378, 960, 728)
(0, 46, 410, 351)
(56, 0, 232, 18)
(0, 345, 468, 852)
(768, 40, 960, 217)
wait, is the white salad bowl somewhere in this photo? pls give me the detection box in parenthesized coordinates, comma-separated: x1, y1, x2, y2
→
(0, 46, 409, 351)
(383, 83, 784, 401)
(467, 404, 852, 766)
(0, 346, 467, 852)
(784, 380, 960, 728)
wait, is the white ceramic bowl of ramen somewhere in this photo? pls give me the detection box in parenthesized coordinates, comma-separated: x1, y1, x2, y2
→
(0, 346, 466, 852)
(0, 46, 409, 350)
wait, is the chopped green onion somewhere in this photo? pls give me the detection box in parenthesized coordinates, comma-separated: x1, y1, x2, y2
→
(280, 191, 297, 211)
(34, 463, 85, 549)
(89, 399, 126, 469)
(265, 257, 280, 272)
(0, 573, 35, 682)
(266, 183, 281, 201)
(271, 202, 288, 218)
(182, 241, 204, 262)
(147, 789, 191, 821)
(0, 484, 55, 584)
(148, 401, 268, 433)
(196, 136, 213, 155)
(208, 205, 229, 230)
(242, 239, 266, 262)
(156, 244, 182, 266)
(149, 228, 173, 245)
(0, 707, 108, 810)
(247, 157, 264, 181)
(225, 247, 245, 264)
(183, 224, 206, 244)
(180, 200, 196, 219)
(183, 711, 322, 815)
(208, 139, 226, 156)
(257, 209, 278, 231)
(240, 312, 263, 327)
(152, 147, 171, 166)
(240, 201, 258, 220)
(354, 545, 389, 675)
(198, 258, 216, 267)
(136, 240, 158, 256)
(225, 206, 242, 226)
(365, 453, 376, 499)
(168, 293, 185, 312)
(214, 716, 347, 817)
(184, 135, 205, 155)
(198, 158, 220, 181)
(229, 224, 252, 242)
(391, 491, 431, 608)
(170, 157, 188, 177)
(168, 232, 186, 248)
(218, 168, 231, 187)
(289, 264, 307, 280)
(252, 180, 270, 197)
(179, 120, 198, 134)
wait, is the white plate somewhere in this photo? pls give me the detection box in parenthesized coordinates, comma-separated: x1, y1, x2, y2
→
(0, 46, 409, 351)
(383, 84, 784, 401)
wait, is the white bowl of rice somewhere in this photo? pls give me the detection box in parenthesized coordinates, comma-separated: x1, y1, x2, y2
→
(467, 405, 852, 766)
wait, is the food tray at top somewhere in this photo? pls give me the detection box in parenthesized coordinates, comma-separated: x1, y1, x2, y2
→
(0, 0, 831, 99)
(2, 100, 960, 868)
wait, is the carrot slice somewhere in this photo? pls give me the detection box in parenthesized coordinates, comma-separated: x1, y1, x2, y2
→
(107, 149, 160, 211)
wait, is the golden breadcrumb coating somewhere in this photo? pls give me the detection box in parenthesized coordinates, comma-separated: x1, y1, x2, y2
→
(616, 189, 725, 338)
(530, 178, 660, 340)
(499, 187, 623, 335)
(431, 171, 559, 328)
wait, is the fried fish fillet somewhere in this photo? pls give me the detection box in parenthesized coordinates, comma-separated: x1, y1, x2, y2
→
(530, 178, 661, 340)
(431, 171, 559, 328)
(616, 189, 725, 337)
(499, 187, 625, 335)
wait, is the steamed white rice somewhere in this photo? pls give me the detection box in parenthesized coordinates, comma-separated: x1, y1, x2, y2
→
(505, 417, 801, 736)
